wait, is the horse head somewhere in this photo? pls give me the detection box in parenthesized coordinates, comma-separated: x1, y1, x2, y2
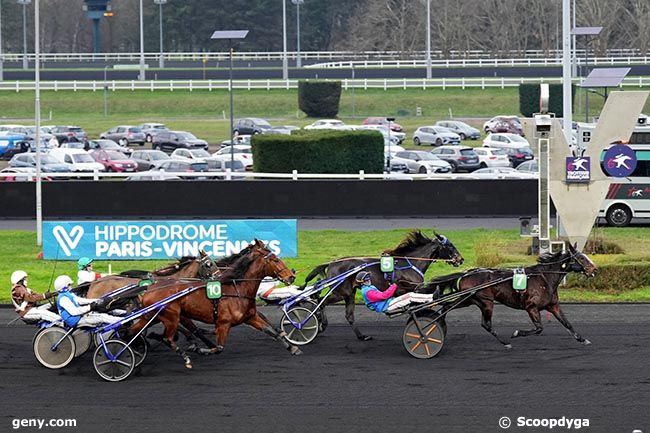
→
(252, 239, 296, 285)
(197, 249, 220, 279)
(434, 232, 464, 267)
(566, 242, 597, 277)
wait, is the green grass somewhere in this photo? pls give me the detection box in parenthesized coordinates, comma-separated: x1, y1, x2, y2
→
(2, 227, 649, 303)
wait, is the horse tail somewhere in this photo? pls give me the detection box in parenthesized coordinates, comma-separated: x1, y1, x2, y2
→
(299, 263, 329, 290)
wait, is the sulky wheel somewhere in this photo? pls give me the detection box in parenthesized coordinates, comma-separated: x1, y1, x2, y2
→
(125, 334, 148, 367)
(280, 306, 319, 346)
(33, 327, 76, 369)
(93, 339, 136, 382)
(402, 315, 445, 359)
(72, 329, 92, 358)
(298, 300, 327, 333)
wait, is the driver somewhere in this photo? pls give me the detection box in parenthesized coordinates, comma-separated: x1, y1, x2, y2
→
(77, 257, 105, 285)
(54, 275, 121, 328)
(356, 271, 434, 313)
(10, 270, 60, 323)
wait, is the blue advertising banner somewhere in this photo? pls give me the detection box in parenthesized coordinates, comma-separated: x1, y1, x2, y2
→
(43, 219, 297, 260)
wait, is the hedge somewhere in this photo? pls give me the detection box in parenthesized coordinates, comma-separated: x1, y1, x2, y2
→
(519, 84, 576, 117)
(252, 130, 384, 174)
(298, 80, 342, 118)
(564, 263, 650, 292)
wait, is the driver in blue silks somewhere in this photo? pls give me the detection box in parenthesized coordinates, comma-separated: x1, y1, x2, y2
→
(54, 275, 121, 328)
(356, 271, 434, 313)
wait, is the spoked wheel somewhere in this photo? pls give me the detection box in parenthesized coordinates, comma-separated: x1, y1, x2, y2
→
(298, 300, 327, 333)
(72, 329, 92, 357)
(33, 327, 76, 369)
(93, 339, 135, 382)
(402, 315, 445, 359)
(93, 329, 116, 348)
(280, 306, 319, 346)
(125, 334, 148, 367)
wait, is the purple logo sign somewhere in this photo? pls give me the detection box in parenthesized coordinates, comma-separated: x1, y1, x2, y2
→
(566, 156, 590, 183)
(603, 144, 637, 178)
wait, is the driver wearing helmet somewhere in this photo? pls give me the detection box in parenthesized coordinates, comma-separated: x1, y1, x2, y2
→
(54, 275, 121, 328)
(356, 271, 434, 313)
(10, 270, 60, 323)
(77, 257, 104, 285)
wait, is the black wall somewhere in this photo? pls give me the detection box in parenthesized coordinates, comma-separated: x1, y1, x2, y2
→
(0, 180, 540, 219)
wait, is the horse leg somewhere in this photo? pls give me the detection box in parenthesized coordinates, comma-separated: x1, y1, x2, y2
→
(512, 307, 544, 338)
(344, 295, 371, 341)
(246, 312, 302, 356)
(159, 314, 193, 369)
(197, 323, 230, 355)
(181, 317, 217, 351)
(547, 304, 591, 345)
(477, 300, 511, 349)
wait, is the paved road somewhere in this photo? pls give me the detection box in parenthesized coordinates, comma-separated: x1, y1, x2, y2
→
(0, 305, 648, 433)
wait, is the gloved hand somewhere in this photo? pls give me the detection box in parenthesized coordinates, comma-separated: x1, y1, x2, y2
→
(89, 298, 107, 312)
(43, 291, 56, 300)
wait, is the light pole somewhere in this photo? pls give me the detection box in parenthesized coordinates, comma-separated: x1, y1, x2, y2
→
(291, 0, 303, 68)
(0, 0, 4, 81)
(154, 0, 167, 69)
(103, 65, 108, 116)
(282, 0, 288, 80)
(425, 0, 431, 79)
(18, 0, 31, 70)
(386, 117, 395, 173)
(562, 0, 572, 145)
(138, 0, 145, 80)
(34, 0, 41, 245)
(211, 30, 249, 173)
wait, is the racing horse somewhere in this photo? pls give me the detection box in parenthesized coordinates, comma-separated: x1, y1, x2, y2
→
(301, 230, 464, 341)
(127, 240, 299, 369)
(419, 243, 597, 348)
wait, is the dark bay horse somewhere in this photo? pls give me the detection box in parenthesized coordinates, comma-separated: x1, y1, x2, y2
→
(302, 231, 464, 340)
(420, 243, 597, 348)
(128, 240, 299, 369)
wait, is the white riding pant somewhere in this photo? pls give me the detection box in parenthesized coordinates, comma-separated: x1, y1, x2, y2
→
(387, 293, 434, 312)
(22, 304, 62, 323)
(76, 312, 122, 327)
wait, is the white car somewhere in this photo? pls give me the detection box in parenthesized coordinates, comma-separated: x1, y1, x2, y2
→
(221, 134, 252, 147)
(471, 167, 538, 179)
(213, 144, 253, 170)
(48, 148, 105, 172)
(394, 150, 452, 174)
(473, 147, 511, 168)
(171, 148, 214, 162)
(413, 126, 461, 146)
(359, 124, 406, 144)
(303, 119, 346, 130)
(482, 133, 531, 149)
(384, 144, 406, 156)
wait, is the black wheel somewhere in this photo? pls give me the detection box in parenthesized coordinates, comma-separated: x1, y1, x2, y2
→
(124, 334, 148, 367)
(146, 134, 153, 143)
(449, 161, 458, 172)
(606, 204, 632, 227)
(280, 306, 319, 346)
(33, 327, 76, 369)
(93, 339, 135, 382)
(402, 315, 445, 359)
(435, 138, 443, 146)
(418, 166, 427, 174)
(118, 138, 127, 147)
(72, 329, 92, 357)
(414, 137, 421, 146)
(480, 162, 487, 168)
(459, 133, 466, 140)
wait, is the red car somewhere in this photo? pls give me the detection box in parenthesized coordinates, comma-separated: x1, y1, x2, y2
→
(362, 117, 404, 133)
(91, 150, 138, 172)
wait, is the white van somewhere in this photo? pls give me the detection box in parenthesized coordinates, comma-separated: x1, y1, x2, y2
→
(49, 148, 105, 172)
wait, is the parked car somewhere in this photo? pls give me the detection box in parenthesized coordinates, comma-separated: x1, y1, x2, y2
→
(502, 146, 535, 168)
(0, 132, 30, 159)
(49, 148, 105, 172)
(516, 160, 538, 174)
(471, 167, 537, 179)
(213, 145, 253, 170)
(126, 171, 181, 181)
(473, 147, 511, 168)
(50, 125, 88, 143)
(385, 155, 411, 173)
(394, 150, 452, 174)
(130, 149, 171, 171)
(58, 141, 87, 150)
(413, 126, 461, 146)
(303, 119, 346, 130)
(100, 125, 146, 146)
(362, 117, 404, 133)
(360, 125, 405, 144)
(266, 125, 299, 135)
(483, 116, 524, 135)
(0, 167, 52, 182)
(138, 123, 169, 143)
(9, 152, 72, 173)
(170, 148, 213, 161)
(25, 126, 56, 149)
(90, 150, 138, 172)
(434, 120, 481, 140)
(220, 135, 252, 147)
(482, 133, 531, 149)
(209, 154, 247, 173)
(233, 118, 273, 135)
(384, 144, 406, 156)
(152, 131, 209, 153)
(86, 139, 133, 156)
(430, 145, 480, 172)
(155, 160, 211, 179)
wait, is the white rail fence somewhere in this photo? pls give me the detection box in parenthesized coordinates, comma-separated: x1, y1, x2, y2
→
(1, 76, 648, 92)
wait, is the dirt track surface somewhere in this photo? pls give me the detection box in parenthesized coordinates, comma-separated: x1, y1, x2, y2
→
(1, 304, 648, 433)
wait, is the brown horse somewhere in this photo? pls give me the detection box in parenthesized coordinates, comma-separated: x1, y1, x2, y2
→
(420, 243, 597, 349)
(128, 240, 299, 368)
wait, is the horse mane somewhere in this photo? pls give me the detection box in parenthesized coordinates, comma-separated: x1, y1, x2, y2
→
(214, 244, 255, 268)
(153, 255, 198, 276)
(383, 230, 435, 256)
(218, 252, 255, 282)
(536, 250, 568, 265)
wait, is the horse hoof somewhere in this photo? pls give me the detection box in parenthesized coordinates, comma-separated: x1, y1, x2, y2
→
(185, 363, 193, 369)
(504, 344, 512, 350)
(512, 330, 519, 338)
(582, 339, 591, 346)
(359, 335, 373, 341)
(198, 348, 212, 355)
(187, 344, 197, 352)
(291, 347, 303, 356)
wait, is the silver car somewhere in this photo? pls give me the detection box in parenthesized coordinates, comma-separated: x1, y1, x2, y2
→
(100, 125, 147, 146)
(434, 120, 481, 140)
(413, 126, 461, 146)
(395, 151, 452, 174)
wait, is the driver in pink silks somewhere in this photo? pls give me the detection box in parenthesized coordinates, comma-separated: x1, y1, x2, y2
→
(356, 271, 433, 313)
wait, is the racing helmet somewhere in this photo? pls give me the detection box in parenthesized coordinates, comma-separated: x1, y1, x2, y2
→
(355, 271, 372, 284)
(77, 257, 94, 270)
(11, 270, 28, 285)
(54, 275, 74, 292)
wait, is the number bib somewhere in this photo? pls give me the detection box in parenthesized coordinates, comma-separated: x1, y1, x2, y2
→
(512, 269, 527, 291)
(380, 256, 395, 273)
(206, 281, 222, 299)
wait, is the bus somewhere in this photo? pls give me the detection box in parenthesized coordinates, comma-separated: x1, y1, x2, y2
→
(578, 115, 650, 226)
